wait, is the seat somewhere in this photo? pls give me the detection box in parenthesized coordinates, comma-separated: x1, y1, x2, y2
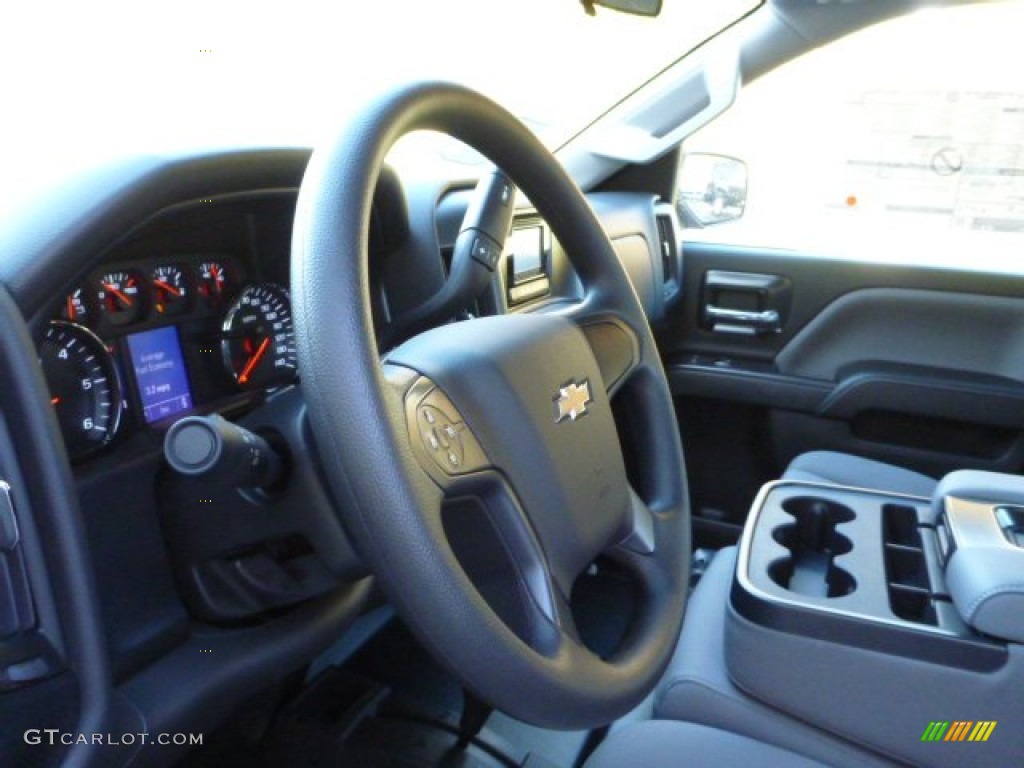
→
(784, 450, 937, 497)
(629, 452, 931, 768)
(652, 547, 897, 768)
(585, 720, 831, 768)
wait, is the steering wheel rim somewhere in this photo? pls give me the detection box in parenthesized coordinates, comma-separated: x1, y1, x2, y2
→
(291, 81, 690, 728)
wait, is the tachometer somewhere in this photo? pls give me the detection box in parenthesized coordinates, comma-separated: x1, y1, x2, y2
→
(221, 284, 297, 390)
(40, 322, 122, 460)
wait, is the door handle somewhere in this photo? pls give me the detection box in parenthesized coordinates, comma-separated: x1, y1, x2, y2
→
(701, 270, 790, 336)
(705, 305, 780, 334)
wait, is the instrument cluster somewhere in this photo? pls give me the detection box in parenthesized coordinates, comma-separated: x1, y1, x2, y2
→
(60, 258, 233, 328)
(41, 254, 297, 462)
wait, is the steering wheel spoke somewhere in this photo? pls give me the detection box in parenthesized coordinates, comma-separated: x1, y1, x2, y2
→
(618, 485, 656, 555)
(535, 298, 644, 398)
(388, 362, 589, 655)
(577, 315, 642, 397)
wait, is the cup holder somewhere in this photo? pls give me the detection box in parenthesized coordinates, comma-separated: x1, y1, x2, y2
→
(769, 497, 857, 598)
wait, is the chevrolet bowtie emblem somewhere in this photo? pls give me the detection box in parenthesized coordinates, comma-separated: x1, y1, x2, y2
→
(554, 380, 593, 423)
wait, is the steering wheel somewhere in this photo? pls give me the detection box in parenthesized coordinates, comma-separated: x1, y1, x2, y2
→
(291, 82, 690, 729)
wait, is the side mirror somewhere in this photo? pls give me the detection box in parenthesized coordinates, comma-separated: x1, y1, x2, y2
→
(677, 153, 747, 226)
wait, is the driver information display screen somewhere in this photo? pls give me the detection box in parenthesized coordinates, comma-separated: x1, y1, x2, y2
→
(126, 326, 193, 424)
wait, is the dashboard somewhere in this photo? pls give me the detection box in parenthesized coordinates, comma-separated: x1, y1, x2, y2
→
(0, 147, 683, 768)
(38, 180, 681, 470)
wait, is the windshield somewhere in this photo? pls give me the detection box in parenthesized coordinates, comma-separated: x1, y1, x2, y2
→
(3, 0, 756, 178)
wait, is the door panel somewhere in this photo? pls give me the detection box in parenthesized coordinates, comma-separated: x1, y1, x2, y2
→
(661, 240, 1024, 542)
(776, 288, 1024, 381)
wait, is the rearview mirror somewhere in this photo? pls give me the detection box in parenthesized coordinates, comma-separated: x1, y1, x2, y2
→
(677, 153, 747, 226)
(583, 0, 662, 17)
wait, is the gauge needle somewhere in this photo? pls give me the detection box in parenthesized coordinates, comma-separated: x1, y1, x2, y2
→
(154, 279, 181, 297)
(103, 283, 133, 306)
(66, 296, 75, 319)
(238, 338, 270, 384)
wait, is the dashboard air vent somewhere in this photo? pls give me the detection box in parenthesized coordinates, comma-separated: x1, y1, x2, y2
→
(655, 213, 678, 287)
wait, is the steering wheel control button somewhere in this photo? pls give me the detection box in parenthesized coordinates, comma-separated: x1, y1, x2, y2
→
(416, 405, 466, 471)
(470, 235, 502, 271)
(405, 378, 488, 480)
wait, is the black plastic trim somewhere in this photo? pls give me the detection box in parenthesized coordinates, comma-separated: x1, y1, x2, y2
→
(675, 357, 1024, 429)
(820, 367, 1024, 428)
(667, 360, 831, 412)
(730, 575, 1006, 673)
(116, 582, 372, 768)
(596, 146, 681, 203)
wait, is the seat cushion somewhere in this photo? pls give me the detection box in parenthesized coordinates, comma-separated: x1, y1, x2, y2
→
(585, 721, 831, 768)
(653, 547, 896, 768)
(784, 450, 937, 497)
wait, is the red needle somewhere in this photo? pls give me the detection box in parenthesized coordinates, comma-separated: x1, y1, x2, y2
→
(66, 296, 75, 319)
(154, 279, 182, 297)
(238, 337, 270, 384)
(51, 396, 61, 405)
(103, 283, 133, 306)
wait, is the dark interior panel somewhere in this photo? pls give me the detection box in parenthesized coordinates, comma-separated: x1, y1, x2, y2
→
(776, 288, 1024, 382)
(675, 397, 776, 544)
(664, 240, 1024, 536)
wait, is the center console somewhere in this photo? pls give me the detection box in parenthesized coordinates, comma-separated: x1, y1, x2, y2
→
(726, 473, 1024, 767)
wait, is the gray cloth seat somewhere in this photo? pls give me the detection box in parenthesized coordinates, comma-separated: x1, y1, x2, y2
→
(595, 451, 931, 768)
(585, 720, 832, 768)
(652, 547, 896, 768)
(784, 450, 937, 497)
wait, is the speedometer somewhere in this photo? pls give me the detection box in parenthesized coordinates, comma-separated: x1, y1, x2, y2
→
(40, 321, 122, 460)
(221, 283, 297, 390)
